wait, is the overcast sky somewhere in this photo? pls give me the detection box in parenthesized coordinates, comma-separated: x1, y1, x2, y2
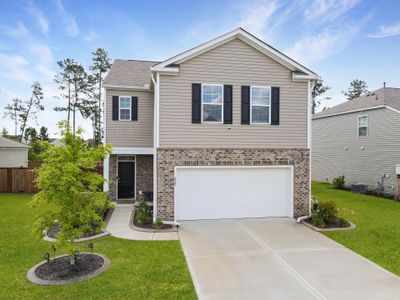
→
(0, 0, 399, 138)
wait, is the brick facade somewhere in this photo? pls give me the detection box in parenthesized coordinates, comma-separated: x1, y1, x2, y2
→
(108, 154, 153, 201)
(157, 148, 310, 221)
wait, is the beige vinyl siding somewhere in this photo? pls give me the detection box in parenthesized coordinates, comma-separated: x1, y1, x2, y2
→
(158, 38, 308, 148)
(0, 148, 28, 168)
(105, 89, 153, 148)
(312, 107, 400, 195)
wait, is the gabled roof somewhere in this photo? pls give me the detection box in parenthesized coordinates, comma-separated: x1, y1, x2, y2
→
(0, 136, 29, 148)
(104, 59, 159, 89)
(313, 87, 400, 119)
(151, 27, 318, 78)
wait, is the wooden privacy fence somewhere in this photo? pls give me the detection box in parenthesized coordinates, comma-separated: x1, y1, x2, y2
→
(0, 167, 38, 193)
(0, 161, 104, 194)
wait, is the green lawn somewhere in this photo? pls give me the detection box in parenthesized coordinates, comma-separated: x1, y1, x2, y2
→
(0, 193, 196, 300)
(312, 181, 400, 276)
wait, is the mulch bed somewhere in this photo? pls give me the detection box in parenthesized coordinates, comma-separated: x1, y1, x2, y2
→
(47, 224, 105, 239)
(304, 217, 351, 229)
(28, 253, 110, 285)
(134, 222, 174, 230)
(35, 254, 104, 281)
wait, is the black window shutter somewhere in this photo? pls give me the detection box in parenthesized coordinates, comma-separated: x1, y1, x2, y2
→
(112, 96, 119, 120)
(192, 83, 201, 123)
(271, 87, 280, 125)
(241, 86, 250, 124)
(131, 96, 138, 121)
(223, 85, 233, 124)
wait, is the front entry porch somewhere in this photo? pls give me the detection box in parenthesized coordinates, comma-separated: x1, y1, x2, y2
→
(107, 154, 153, 202)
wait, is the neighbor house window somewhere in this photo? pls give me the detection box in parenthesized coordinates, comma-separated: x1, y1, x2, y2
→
(357, 116, 368, 137)
(119, 96, 131, 120)
(202, 84, 223, 122)
(251, 86, 271, 124)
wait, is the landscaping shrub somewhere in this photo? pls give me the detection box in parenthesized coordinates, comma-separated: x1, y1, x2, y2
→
(153, 219, 163, 230)
(311, 198, 347, 228)
(332, 175, 345, 189)
(135, 202, 151, 225)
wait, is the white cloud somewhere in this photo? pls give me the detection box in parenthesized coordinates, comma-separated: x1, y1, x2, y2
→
(0, 22, 29, 38)
(0, 53, 34, 83)
(84, 30, 99, 43)
(369, 23, 400, 38)
(26, 41, 53, 66)
(239, 1, 278, 37)
(285, 24, 360, 65)
(27, 0, 49, 35)
(54, 0, 79, 36)
(304, 0, 361, 24)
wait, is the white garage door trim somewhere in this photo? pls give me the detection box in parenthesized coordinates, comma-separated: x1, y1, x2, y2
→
(174, 165, 294, 221)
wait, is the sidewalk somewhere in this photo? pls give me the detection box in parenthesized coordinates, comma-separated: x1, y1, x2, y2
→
(106, 204, 179, 241)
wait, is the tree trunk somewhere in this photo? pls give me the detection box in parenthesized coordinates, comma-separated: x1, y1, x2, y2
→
(67, 81, 71, 129)
(70, 255, 75, 265)
(19, 97, 33, 142)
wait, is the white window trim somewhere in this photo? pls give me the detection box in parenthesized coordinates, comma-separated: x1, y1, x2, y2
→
(250, 85, 271, 124)
(118, 96, 131, 121)
(357, 115, 368, 137)
(201, 83, 224, 124)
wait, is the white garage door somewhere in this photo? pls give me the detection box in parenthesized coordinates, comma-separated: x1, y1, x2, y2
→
(174, 166, 293, 221)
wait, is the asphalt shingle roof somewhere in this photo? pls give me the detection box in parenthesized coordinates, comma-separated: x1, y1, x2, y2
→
(313, 87, 400, 118)
(103, 59, 159, 87)
(0, 136, 29, 148)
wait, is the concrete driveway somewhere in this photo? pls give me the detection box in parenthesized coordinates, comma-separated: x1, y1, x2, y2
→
(178, 218, 400, 300)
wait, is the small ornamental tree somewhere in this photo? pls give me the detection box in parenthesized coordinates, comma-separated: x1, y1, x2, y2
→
(34, 121, 112, 264)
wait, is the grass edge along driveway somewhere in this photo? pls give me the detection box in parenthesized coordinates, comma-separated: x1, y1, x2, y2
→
(312, 181, 400, 276)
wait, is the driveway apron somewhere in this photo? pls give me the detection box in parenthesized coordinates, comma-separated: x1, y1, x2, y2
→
(178, 218, 400, 300)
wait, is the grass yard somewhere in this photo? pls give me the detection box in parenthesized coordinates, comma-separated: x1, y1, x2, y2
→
(0, 193, 196, 300)
(312, 181, 400, 276)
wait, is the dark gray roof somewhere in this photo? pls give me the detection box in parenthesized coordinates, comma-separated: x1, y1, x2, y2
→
(0, 136, 29, 148)
(313, 87, 400, 118)
(103, 59, 159, 87)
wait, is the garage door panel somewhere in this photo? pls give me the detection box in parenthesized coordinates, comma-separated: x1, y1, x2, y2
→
(175, 167, 293, 221)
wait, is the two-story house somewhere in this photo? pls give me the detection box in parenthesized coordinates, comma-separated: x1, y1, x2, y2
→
(103, 28, 318, 222)
(312, 87, 400, 197)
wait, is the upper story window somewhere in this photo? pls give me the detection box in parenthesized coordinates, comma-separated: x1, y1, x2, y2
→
(202, 84, 223, 123)
(119, 96, 131, 120)
(251, 86, 271, 124)
(357, 115, 368, 137)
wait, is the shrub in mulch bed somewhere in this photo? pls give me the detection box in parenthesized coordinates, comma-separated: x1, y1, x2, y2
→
(28, 253, 110, 285)
(309, 198, 351, 229)
(133, 202, 173, 230)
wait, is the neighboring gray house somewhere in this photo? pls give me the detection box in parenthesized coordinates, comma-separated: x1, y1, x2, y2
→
(0, 136, 29, 168)
(312, 87, 400, 196)
(103, 28, 318, 222)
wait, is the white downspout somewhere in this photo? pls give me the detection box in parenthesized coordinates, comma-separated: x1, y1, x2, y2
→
(103, 86, 109, 192)
(298, 79, 315, 223)
(151, 72, 159, 222)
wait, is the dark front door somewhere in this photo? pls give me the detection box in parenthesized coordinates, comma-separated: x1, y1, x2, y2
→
(117, 161, 135, 199)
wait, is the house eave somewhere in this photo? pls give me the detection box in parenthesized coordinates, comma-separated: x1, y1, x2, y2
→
(312, 105, 387, 120)
(103, 84, 152, 91)
(292, 73, 320, 82)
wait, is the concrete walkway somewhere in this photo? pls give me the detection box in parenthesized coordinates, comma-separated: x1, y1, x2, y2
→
(106, 204, 178, 240)
(179, 218, 400, 300)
